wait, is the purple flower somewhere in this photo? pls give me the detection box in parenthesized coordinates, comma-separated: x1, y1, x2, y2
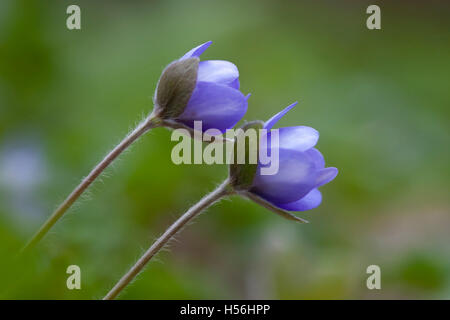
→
(154, 41, 248, 133)
(250, 102, 338, 213)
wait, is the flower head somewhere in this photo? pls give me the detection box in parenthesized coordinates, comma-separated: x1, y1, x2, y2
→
(230, 103, 338, 222)
(153, 41, 248, 133)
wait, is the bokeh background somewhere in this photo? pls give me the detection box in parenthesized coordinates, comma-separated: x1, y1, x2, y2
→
(0, 0, 449, 299)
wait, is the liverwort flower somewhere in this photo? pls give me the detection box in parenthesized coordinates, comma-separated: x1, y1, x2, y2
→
(229, 102, 338, 222)
(23, 41, 248, 251)
(153, 41, 248, 133)
(104, 102, 339, 299)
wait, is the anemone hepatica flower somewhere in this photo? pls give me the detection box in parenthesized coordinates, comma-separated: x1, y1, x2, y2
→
(105, 102, 339, 299)
(229, 102, 338, 222)
(153, 41, 248, 133)
(24, 41, 248, 251)
(252, 103, 338, 210)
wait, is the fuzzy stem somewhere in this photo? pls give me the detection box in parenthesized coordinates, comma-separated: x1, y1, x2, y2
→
(103, 179, 232, 300)
(22, 117, 161, 253)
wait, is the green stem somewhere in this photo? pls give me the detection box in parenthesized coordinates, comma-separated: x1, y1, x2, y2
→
(103, 180, 232, 300)
(21, 117, 160, 253)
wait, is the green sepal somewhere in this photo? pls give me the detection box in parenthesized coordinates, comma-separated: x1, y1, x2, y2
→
(154, 57, 199, 119)
(229, 120, 264, 191)
(242, 191, 309, 223)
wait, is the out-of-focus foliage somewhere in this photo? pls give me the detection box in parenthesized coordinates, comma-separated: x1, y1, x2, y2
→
(0, 0, 449, 299)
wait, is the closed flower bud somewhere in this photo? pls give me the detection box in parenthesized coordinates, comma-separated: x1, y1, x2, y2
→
(153, 41, 248, 133)
(229, 102, 338, 222)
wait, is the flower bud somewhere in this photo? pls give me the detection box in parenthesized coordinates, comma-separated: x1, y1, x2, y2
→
(228, 103, 338, 223)
(151, 42, 248, 133)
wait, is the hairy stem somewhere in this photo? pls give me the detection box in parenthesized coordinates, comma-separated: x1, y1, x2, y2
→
(103, 179, 232, 300)
(22, 116, 160, 253)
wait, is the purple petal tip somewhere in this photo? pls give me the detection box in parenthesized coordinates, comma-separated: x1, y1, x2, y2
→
(181, 41, 213, 59)
(264, 101, 298, 130)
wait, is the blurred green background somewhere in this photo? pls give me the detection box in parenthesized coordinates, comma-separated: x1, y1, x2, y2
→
(0, 0, 449, 299)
